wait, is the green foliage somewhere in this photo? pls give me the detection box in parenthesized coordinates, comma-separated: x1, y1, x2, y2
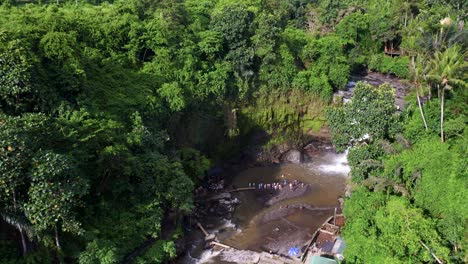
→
(317, 0, 346, 24)
(444, 114, 466, 138)
(0, 0, 466, 263)
(368, 54, 410, 78)
(78, 240, 119, 264)
(343, 188, 450, 263)
(327, 82, 400, 151)
(177, 148, 211, 184)
(210, 3, 255, 67)
(384, 138, 467, 248)
(347, 143, 384, 182)
(26, 151, 89, 235)
(293, 71, 333, 101)
(301, 35, 350, 90)
(0, 113, 50, 202)
(197, 30, 223, 57)
(0, 37, 33, 113)
(40, 31, 78, 63)
(239, 89, 327, 146)
(335, 11, 372, 47)
(403, 101, 441, 142)
(136, 240, 176, 264)
(158, 82, 186, 112)
(0, 239, 21, 264)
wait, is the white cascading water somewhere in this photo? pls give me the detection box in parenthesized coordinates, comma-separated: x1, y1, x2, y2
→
(316, 149, 350, 176)
(195, 249, 221, 264)
(193, 219, 238, 264)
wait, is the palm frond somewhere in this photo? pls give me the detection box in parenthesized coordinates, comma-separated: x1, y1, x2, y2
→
(0, 208, 36, 240)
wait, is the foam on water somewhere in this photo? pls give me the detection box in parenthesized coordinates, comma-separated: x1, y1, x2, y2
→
(195, 249, 221, 264)
(317, 149, 350, 176)
(218, 219, 236, 230)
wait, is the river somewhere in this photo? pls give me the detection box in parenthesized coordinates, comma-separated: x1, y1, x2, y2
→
(179, 146, 350, 263)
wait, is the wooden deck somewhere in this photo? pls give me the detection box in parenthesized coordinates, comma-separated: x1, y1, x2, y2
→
(300, 214, 346, 263)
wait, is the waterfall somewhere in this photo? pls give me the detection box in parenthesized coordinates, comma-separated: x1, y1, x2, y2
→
(317, 149, 350, 176)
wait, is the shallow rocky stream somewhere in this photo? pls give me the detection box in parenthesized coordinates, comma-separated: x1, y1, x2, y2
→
(179, 145, 350, 264)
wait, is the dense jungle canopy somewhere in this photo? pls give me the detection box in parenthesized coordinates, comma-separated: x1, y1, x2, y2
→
(0, 0, 466, 263)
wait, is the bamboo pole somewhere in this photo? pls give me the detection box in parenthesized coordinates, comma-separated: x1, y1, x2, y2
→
(420, 241, 443, 264)
(333, 208, 337, 226)
(196, 222, 209, 237)
(210, 241, 232, 249)
(228, 187, 255, 192)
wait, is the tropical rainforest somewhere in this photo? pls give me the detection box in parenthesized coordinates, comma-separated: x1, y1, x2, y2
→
(0, 0, 466, 263)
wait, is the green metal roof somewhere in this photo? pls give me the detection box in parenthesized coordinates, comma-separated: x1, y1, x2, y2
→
(307, 256, 337, 264)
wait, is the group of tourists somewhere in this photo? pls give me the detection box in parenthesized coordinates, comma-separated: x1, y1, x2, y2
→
(248, 179, 306, 191)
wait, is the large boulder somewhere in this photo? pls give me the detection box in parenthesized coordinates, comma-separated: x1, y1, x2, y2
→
(275, 142, 293, 155)
(280, 149, 303, 164)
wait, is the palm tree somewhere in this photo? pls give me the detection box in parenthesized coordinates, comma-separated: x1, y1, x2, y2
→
(428, 45, 467, 142)
(1, 206, 35, 256)
(410, 55, 430, 130)
(362, 176, 410, 197)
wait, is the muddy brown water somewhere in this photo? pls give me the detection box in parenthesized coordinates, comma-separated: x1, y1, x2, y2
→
(182, 150, 349, 263)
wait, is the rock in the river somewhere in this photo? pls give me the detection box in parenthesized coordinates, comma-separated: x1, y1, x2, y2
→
(276, 142, 293, 155)
(219, 249, 261, 263)
(205, 234, 216, 242)
(280, 149, 303, 164)
(209, 192, 231, 201)
(344, 184, 352, 197)
(219, 199, 231, 205)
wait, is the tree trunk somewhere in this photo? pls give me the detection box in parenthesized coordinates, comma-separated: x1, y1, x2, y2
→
(411, 56, 428, 131)
(55, 225, 61, 250)
(17, 224, 28, 256)
(429, 85, 432, 100)
(440, 86, 445, 142)
(13, 191, 28, 256)
(404, 12, 407, 27)
(416, 89, 428, 130)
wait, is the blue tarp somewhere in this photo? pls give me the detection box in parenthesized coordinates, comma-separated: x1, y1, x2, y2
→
(288, 246, 300, 257)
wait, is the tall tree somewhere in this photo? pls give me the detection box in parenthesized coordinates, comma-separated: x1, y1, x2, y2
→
(409, 55, 429, 130)
(327, 82, 400, 151)
(428, 45, 467, 142)
(0, 113, 50, 255)
(0, 37, 33, 114)
(25, 151, 88, 250)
